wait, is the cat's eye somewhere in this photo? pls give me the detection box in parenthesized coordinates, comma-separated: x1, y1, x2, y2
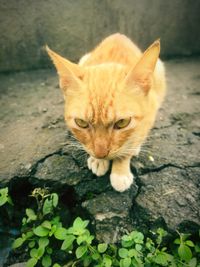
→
(114, 118, 131, 129)
(75, 118, 89, 128)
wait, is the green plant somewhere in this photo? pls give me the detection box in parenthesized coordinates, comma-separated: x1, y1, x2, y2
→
(13, 188, 62, 267)
(0, 187, 13, 206)
(173, 231, 200, 266)
(11, 187, 200, 267)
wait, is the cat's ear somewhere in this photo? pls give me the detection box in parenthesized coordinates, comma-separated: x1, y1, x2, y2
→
(46, 46, 83, 93)
(125, 40, 160, 94)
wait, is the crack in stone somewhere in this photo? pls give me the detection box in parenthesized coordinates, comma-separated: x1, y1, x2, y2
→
(192, 131, 200, 137)
(139, 163, 183, 175)
(29, 149, 63, 177)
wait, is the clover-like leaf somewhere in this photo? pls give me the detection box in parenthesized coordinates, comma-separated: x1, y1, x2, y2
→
(12, 237, 24, 249)
(178, 244, 192, 262)
(26, 209, 37, 222)
(75, 245, 87, 259)
(42, 254, 52, 267)
(33, 226, 49, 237)
(42, 220, 51, 230)
(38, 237, 49, 248)
(51, 193, 59, 208)
(43, 198, 53, 215)
(61, 235, 75, 250)
(103, 255, 112, 267)
(120, 257, 131, 267)
(54, 227, 68, 240)
(26, 257, 38, 267)
(119, 248, 129, 258)
(98, 243, 108, 253)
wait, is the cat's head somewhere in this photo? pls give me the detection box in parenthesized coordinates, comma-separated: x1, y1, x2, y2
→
(46, 41, 160, 159)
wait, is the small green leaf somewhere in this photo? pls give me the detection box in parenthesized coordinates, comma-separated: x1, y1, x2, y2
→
(156, 228, 167, 238)
(145, 237, 155, 251)
(22, 217, 27, 225)
(77, 230, 90, 242)
(26, 209, 37, 221)
(0, 187, 9, 206)
(49, 224, 57, 236)
(0, 197, 7, 205)
(51, 193, 59, 207)
(135, 244, 142, 251)
(61, 235, 75, 250)
(189, 258, 197, 267)
(33, 226, 49, 237)
(174, 238, 181, 245)
(73, 217, 83, 228)
(51, 216, 61, 226)
(52, 264, 61, 267)
(185, 240, 195, 247)
(120, 257, 131, 267)
(38, 237, 49, 248)
(26, 257, 38, 267)
(128, 249, 137, 258)
(82, 220, 90, 229)
(37, 246, 45, 258)
(122, 235, 132, 242)
(195, 244, 200, 253)
(46, 247, 53, 254)
(77, 235, 86, 245)
(30, 248, 38, 259)
(130, 231, 144, 244)
(121, 235, 134, 248)
(26, 231, 34, 239)
(42, 254, 52, 267)
(119, 248, 129, 258)
(154, 252, 169, 265)
(12, 237, 24, 249)
(85, 234, 94, 245)
(73, 217, 89, 231)
(42, 220, 51, 230)
(98, 243, 108, 253)
(178, 244, 192, 262)
(43, 198, 53, 215)
(103, 255, 112, 267)
(181, 233, 191, 242)
(54, 227, 68, 240)
(92, 252, 100, 260)
(7, 196, 13, 205)
(83, 256, 92, 267)
(28, 241, 36, 248)
(75, 245, 87, 259)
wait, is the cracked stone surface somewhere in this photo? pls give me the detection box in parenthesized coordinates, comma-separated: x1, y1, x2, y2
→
(0, 58, 200, 244)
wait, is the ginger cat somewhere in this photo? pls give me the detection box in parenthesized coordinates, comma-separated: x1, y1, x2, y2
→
(46, 33, 166, 192)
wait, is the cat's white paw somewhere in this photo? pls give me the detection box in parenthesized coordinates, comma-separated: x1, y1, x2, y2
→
(87, 156, 110, 176)
(110, 172, 133, 192)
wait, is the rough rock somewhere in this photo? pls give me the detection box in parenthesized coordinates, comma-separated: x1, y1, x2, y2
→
(132, 167, 200, 232)
(35, 154, 87, 186)
(0, 58, 200, 250)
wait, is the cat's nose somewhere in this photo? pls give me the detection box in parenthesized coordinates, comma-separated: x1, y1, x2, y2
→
(94, 142, 109, 159)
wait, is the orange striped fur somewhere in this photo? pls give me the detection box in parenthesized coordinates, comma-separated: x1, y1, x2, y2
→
(46, 33, 166, 192)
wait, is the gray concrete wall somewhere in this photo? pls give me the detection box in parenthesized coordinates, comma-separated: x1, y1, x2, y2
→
(0, 0, 200, 72)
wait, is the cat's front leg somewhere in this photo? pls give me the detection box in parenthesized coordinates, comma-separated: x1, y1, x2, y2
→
(87, 156, 110, 176)
(110, 157, 133, 192)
